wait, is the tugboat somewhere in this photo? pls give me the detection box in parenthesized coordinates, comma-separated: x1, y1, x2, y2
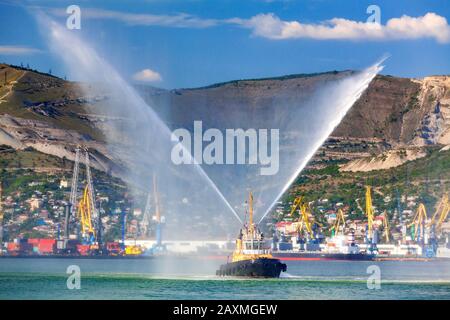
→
(216, 192, 287, 278)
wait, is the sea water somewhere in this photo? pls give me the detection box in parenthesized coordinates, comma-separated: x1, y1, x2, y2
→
(0, 258, 449, 300)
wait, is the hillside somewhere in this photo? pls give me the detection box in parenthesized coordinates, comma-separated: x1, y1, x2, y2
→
(2, 63, 449, 172)
(1, 63, 450, 238)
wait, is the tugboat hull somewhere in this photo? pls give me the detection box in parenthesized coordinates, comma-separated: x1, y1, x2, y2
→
(216, 258, 287, 278)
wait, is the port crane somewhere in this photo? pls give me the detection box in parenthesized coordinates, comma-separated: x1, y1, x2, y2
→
(330, 209, 346, 237)
(409, 202, 443, 257)
(409, 203, 427, 243)
(151, 175, 165, 253)
(133, 175, 165, 255)
(365, 186, 378, 253)
(425, 194, 449, 255)
(67, 146, 98, 245)
(365, 186, 374, 239)
(382, 210, 390, 243)
(289, 196, 320, 241)
(299, 203, 316, 239)
(78, 185, 95, 243)
(288, 196, 305, 217)
(428, 194, 449, 234)
(84, 149, 97, 225)
(141, 182, 153, 238)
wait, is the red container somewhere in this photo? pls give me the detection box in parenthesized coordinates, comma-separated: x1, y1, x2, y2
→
(106, 242, 121, 255)
(39, 239, 55, 244)
(76, 244, 90, 256)
(28, 239, 40, 245)
(38, 239, 56, 254)
(7, 242, 20, 253)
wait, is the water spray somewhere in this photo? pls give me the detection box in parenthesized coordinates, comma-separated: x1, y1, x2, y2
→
(257, 57, 388, 224)
(36, 14, 242, 226)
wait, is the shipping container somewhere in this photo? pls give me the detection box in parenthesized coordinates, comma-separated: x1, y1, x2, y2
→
(27, 238, 40, 245)
(106, 242, 121, 255)
(76, 244, 90, 256)
(7, 242, 20, 253)
(38, 239, 56, 254)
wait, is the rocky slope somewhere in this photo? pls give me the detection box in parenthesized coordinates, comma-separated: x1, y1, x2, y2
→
(333, 74, 450, 171)
(1, 63, 449, 176)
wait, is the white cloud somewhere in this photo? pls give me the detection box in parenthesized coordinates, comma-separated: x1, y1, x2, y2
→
(0, 45, 42, 55)
(238, 12, 450, 43)
(50, 7, 219, 28)
(47, 7, 450, 43)
(132, 68, 162, 82)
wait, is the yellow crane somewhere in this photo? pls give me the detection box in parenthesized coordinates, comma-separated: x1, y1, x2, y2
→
(330, 208, 346, 237)
(288, 196, 305, 217)
(428, 194, 449, 233)
(77, 185, 95, 240)
(289, 196, 317, 239)
(409, 203, 427, 241)
(365, 186, 375, 238)
(69, 146, 98, 246)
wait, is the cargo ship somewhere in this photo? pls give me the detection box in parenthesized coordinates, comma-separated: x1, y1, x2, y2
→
(272, 232, 375, 261)
(272, 251, 375, 261)
(216, 192, 287, 278)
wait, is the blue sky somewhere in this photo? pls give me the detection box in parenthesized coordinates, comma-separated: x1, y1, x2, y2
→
(0, 0, 449, 88)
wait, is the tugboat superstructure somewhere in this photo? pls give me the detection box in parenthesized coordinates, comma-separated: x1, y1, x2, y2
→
(216, 192, 287, 278)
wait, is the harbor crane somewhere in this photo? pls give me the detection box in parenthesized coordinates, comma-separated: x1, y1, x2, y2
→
(426, 194, 449, 255)
(67, 146, 98, 245)
(84, 149, 97, 224)
(365, 186, 378, 253)
(289, 196, 320, 241)
(409, 203, 427, 243)
(69, 146, 81, 215)
(409, 201, 443, 257)
(331, 209, 346, 237)
(78, 185, 95, 243)
(141, 182, 153, 238)
(428, 194, 449, 234)
(298, 203, 316, 239)
(382, 210, 390, 243)
(365, 186, 374, 239)
(152, 175, 165, 251)
(138, 175, 165, 255)
(288, 196, 305, 219)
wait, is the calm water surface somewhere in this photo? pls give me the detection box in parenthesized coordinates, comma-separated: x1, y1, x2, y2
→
(0, 257, 449, 299)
